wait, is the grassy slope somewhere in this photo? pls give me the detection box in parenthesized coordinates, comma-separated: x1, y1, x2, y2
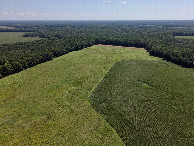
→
(90, 60, 194, 145)
(0, 32, 41, 44)
(175, 36, 194, 39)
(0, 46, 160, 145)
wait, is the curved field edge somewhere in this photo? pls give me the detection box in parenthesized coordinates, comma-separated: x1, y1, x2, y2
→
(0, 46, 160, 145)
(89, 60, 194, 145)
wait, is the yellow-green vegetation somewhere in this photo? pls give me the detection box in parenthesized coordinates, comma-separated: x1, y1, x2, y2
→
(0, 26, 15, 29)
(90, 60, 194, 145)
(0, 32, 41, 44)
(175, 36, 194, 39)
(0, 46, 160, 145)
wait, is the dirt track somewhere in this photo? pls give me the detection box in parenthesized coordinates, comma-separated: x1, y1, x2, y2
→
(94, 44, 145, 50)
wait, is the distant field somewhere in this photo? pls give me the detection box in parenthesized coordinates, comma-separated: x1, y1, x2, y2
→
(90, 60, 194, 145)
(0, 46, 161, 145)
(0, 26, 15, 29)
(175, 36, 194, 39)
(0, 32, 41, 44)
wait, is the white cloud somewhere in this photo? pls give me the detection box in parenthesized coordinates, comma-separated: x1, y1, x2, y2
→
(79, 13, 94, 17)
(27, 12, 37, 16)
(42, 13, 61, 16)
(1, 12, 9, 15)
(14, 12, 38, 16)
(16, 12, 25, 16)
(16, 13, 25, 16)
(104, 0, 112, 3)
(120, 1, 128, 5)
(42, 13, 50, 16)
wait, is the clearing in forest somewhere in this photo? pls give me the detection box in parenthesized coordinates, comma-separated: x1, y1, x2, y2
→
(0, 32, 41, 44)
(0, 26, 16, 29)
(175, 36, 194, 39)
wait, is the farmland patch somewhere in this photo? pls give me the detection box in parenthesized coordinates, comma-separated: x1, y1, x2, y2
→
(90, 60, 194, 145)
(0, 46, 160, 145)
(175, 36, 194, 39)
(0, 26, 16, 29)
(0, 32, 41, 44)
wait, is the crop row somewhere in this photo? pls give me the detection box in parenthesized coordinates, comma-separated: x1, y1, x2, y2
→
(90, 60, 194, 145)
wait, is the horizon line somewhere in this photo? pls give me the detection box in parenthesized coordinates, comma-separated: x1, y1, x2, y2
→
(1, 20, 194, 21)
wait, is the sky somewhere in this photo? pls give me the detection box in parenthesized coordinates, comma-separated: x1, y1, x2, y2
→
(0, 0, 194, 20)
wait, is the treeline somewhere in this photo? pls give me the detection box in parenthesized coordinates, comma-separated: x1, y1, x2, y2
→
(0, 37, 95, 78)
(0, 21, 194, 78)
(173, 28, 194, 36)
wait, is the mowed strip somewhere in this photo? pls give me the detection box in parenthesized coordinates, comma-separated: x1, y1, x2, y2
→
(90, 60, 194, 146)
(0, 46, 160, 145)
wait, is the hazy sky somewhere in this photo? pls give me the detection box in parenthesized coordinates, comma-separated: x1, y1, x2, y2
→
(0, 0, 194, 20)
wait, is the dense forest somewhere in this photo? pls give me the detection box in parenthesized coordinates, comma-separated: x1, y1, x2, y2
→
(0, 20, 194, 78)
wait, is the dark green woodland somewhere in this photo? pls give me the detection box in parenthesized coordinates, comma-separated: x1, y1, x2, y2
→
(0, 20, 194, 78)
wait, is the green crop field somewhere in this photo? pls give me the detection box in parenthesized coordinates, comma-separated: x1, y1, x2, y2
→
(1, 45, 193, 145)
(175, 36, 194, 39)
(90, 60, 194, 145)
(0, 32, 41, 44)
(0, 46, 160, 145)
